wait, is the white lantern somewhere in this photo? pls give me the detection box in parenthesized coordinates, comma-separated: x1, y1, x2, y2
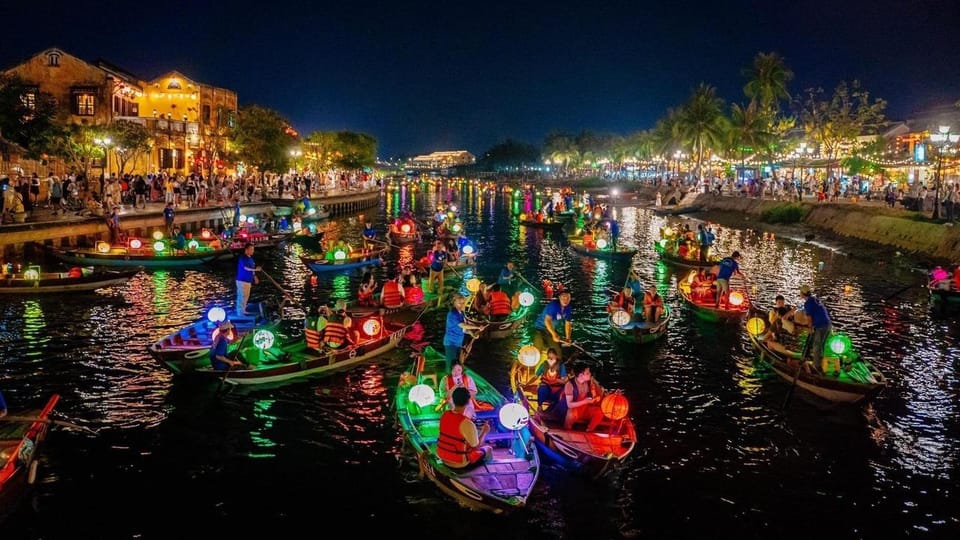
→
(153, 241, 166, 252)
(247, 216, 256, 224)
(253, 329, 275, 350)
(408, 384, 436, 407)
(207, 307, 227, 323)
(596, 238, 608, 249)
(611, 310, 631, 326)
(498, 402, 529, 431)
(462, 244, 475, 255)
(129, 238, 143, 249)
(518, 291, 535, 307)
(96, 241, 111, 253)
(517, 345, 540, 367)
(362, 318, 381, 336)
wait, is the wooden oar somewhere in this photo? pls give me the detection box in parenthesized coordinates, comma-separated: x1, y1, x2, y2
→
(2, 416, 98, 435)
(782, 334, 813, 410)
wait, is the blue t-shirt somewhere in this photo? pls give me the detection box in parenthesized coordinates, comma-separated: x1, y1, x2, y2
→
(173, 233, 186, 250)
(535, 362, 567, 378)
(237, 254, 256, 283)
(609, 220, 620, 238)
(803, 295, 831, 329)
(534, 300, 573, 331)
(626, 277, 643, 297)
(498, 266, 514, 285)
(0, 389, 7, 412)
(430, 250, 448, 272)
(163, 207, 175, 222)
(717, 257, 739, 280)
(362, 225, 377, 239)
(443, 308, 466, 347)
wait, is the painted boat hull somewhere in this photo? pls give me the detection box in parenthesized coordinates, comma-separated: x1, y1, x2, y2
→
(519, 220, 565, 232)
(569, 240, 637, 261)
(397, 346, 540, 513)
(299, 248, 387, 273)
(653, 241, 718, 269)
(147, 309, 276, 368)
(388, 231, 420, 244)
(49, 247, 233, 268)
(0, 394, 59, 523)
(677, 278, 749, 323)
(609, 305, 670, 343)
(928, 284, 960, 306)
(0, 268, 140, 294)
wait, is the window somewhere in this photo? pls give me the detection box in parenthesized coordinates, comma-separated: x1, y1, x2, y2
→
(75, 93, 95, 116)
(46, 51, 61, 67)
(21, 86, 38, 111)
(167, 79, 182, 90)
(202, 105, 211, 124)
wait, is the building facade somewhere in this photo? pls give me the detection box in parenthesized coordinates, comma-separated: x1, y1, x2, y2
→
(407, 150, 475, 169)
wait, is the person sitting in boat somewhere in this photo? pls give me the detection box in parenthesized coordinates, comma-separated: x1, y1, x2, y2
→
(555, 363, 605, 432)
(209, 320, 246, 370)
(172, 227, 187, 252)
(403, 273, 424, 305)
(691, 268, 714, 301)
(677, 240, 692, 260)
(322, 302, 356, 349)
(484, 283, 516, 321)
(931, 266, 951, 290)
(607, 286, 636, 316)
(582, 228, 597, 250)
(304, 305, 329, 352)
(361, 221, 377, 250)
(439, 362, 479, 420)
(536, 347, 569, 415)
(533, 289, 573, 358)
(379, 274, 406, 309)
(436, 387, 493, 471)
(762, 329, 804, 361)
(767, 294, 798, 338)
(643, 288, 665, 323)
(358, 271, 377, 307)
(498, 261, 516, 291)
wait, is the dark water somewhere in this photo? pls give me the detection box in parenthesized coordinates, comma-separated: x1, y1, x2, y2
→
(2, 180, 958, 539)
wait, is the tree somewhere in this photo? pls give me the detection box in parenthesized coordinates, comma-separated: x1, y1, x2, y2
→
(797, 80, 887, 178)
(543, 132, 579, 174)
(49, 124, 102, 178)
(304, 131, 340, 171)
(231, 105, 293, 173)
(0, 73, 61, 159)
(108, 121, 153, 176)
(675, 84, 729, 182)
(333, 131, 377, 170)
(743, 52, 794, 116)
(479, 139, 540, 171)
(727, 101, 773, 182)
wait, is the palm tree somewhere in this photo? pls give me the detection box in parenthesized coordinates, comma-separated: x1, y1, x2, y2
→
(727, 102, 773, 183)
(675, 84, 729, 183)
(743, 52, 794, 115)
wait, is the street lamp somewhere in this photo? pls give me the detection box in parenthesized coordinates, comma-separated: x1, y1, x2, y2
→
(93, 136, 113, 195)
(930, 125, 959, 219)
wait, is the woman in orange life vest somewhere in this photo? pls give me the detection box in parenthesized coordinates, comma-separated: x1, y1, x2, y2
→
(438, 362, 480, 419)
(321, 301, 356, 349)
(582, 227, 597, 250)
(358, 271, 377, 306)
(643, 288, 665, 323)
(677, 240, 691, 259)
(536, 347, 569, 414)
(436, 387, 493, 470)
(403, 272, 424, 305)
(606, 286, 636, 316)
(379, 273, 405, 309)
(483, 283, 518, 321)
(303, 304, 330, 351)
(556, 363, 605, 432)
(690, 268, 715, 302)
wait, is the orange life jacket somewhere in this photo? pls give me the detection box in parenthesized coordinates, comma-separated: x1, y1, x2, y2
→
(323, 321, 348, 348)
(381, 281, 404, 308)
(305, 328, 322, 350)
(437, 410, 479, 467)
(488, 291, 512, 316)
(644, 291, 664, 307)
(541, 366, 564, 387)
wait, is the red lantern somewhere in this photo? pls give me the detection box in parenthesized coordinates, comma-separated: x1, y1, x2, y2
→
(600, 393, 629, 420)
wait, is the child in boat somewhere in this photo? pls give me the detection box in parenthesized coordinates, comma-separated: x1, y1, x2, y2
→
(536, 348, 568, 415)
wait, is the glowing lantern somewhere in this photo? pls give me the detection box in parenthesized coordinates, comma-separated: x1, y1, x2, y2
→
(201, 229, 213, 240)
(96, 241, 111, 253)
(517, 345, 540, 367)
(663, 227, 674, 236)
(728, 291, 745, 306)
(207, 307, 227, 323)
(24, 268, 40, 280)
(449, 205, 457, 212)
(362, 318, 382, 336)
(333, 249, 347, 261)
(247, 216, 256, 224)
(253, 329, 275, 350)
(518, 291, 535, 307)
(466, 278, 481, 293)
(400, 223, 411, 233)
(452, 223, 462, 233)
(746, 317, 766, 336)
(596, 238, 608, 249)
(827, 334, 852, 355)
(307, 207, 317, 216)
(658, 239, 668, 248)
(129, 238, 143, 249)
(238, 214, 246, 223)
(408, 384, 436, 407)
(153, 241, 166, 252)
(187, 239, 199, 250)
(462, 244, 475, 255)
(844, 284, 852, 294)
(152, 231, 164, 240)
(611, 310, 631, 326)
(601, 393, 630, 420)
(498, 402, 529, 430)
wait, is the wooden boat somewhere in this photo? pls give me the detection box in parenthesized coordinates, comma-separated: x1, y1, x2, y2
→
(397, 346, 539, 513)
(48, 243, 233, 268)
(0, 266, 140, 294)
(928, 280, 960, 307)
(0, 394, 60, 522)
(387, 221, 420, 244)
(155, 309, 420, 385)
(651, 204, 703, 216)
(463, 284, 538, 339)
(653, 239, 718, 269)
(608, 305, 670, 343)
(745, 321, 886, 403)
(519, 219, 565, 232)
(299, 247, 387, 273)
(568, 237, 637, 261)
(510, 360, 636, 478)
(677, 271, 750, 322)
(300, 205, 331, 222)
(226, 230, 295, 253)
(147, 303, 283, 368)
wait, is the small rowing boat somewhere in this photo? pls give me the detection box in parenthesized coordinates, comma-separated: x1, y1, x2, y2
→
(0, 266, 140, 294)
(608, 305, 671, 344)
(568, 237, 637, 261)
(519, 219, 565, 232)
(299, 247, 387, 273)
(0, 394, 60, 523)
(677, 270, 750, 322)
(48, 242, 233, 268)
(653, 238, 718, 269)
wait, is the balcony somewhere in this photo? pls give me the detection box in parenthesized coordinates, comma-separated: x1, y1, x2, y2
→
(114, 116, 199, 135)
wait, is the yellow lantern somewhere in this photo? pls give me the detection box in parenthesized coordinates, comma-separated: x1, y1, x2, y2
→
(152, 231, 164, 240)
(24, 268, 40, 280)
(466, 278, 481, 293)
(96, 241, 111, 254)
(517, 345, 540, 367)
(746, 317, 766, 336)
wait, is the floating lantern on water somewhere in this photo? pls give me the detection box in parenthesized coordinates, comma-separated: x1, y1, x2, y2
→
(728, 291, 745, 306)
(498, 402, 529, 430)
(129, 238, 143, 249)
(611, 309, 631, 327)
(334, 249, 347, 261)
(827, 334, 852, 355)
(207, 307, 227, 323)
(517, 345, 540, 367)
(518, 291, 535, 307)
(153, 241, 166, 252)
(362, 318, 381, 336)
(601, 393, 630, 420)
(96, 241, 111, 253)
(152, 231, 164, 240)
(746, 317, 766, 336)
(253, 329, 275, 350)
(596, 238, 608, 249)
(844, 284, 853, 294)
(408, 384, 436, 407)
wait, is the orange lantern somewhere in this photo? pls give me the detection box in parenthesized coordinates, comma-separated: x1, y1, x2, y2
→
(728, 291, 745, 306)
(400, 223, 411, 233)
(600, 393, 629, 420)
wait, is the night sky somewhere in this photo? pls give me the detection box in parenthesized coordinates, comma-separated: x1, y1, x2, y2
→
(3, 0, 958, 157)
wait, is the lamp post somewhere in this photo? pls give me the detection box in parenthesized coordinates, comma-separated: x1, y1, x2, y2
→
(93, 136, 113, 196)
(930, 125, 959, 219)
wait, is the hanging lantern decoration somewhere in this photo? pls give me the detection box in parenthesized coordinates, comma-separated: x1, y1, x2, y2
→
(334, 249, 347, 261)
(362, 318, 382, 336)
(466, 278, 481, 293)
(253, 329, 275, 350)
(826, 334, 852, 355)
(498, 402, 529, 431)
(187, 239, 199, 250)
(728, 291, 745, 306)
(746, 317, 766, 336)
(596, 238, 608, 249)
(96, 241, 111, 254)
(517, 345, 540, 367)
(129, 238, 143, 249)
(207, 307, 227, 323)
(153, 241, 166, 252)
(400, 223, 412, 233)
(152, 231, 164, 240)
(611, 310, 631, 327)
(408, 384, 436, 407)
(518, 291, 535, 307)
(600, 393, 630, 420)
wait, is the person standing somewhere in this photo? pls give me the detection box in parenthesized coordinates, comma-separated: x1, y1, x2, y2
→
(107, 206, 121, 244)
(442, 294, 482, 372)
(714, 251, 744, 308)
(236, 242, 261, 317)
(697, 223, 715, 262)
(799, 285, 831, 370)
(533, 289, 573, 357)
(163, 202, 175, 236)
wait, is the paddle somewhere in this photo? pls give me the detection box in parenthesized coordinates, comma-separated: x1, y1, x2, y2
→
(218, 330, 253, 393)
(2, 416, 98, 435)
(566, 341, 602, 365)
(782, 333, 814, 410)
(516, 272, 542, 294)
